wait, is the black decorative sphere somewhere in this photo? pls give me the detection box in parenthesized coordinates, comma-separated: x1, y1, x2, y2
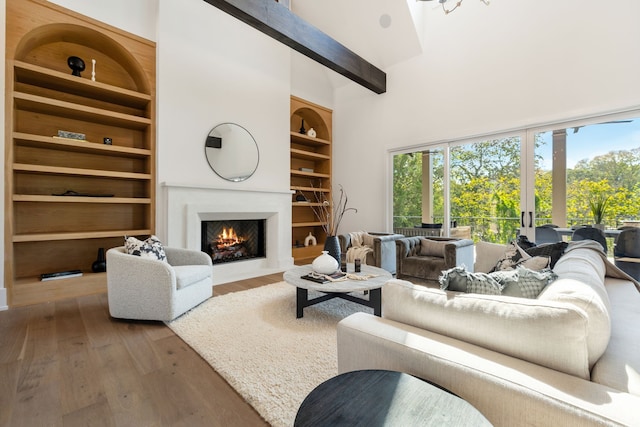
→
(67, 56, 85, 77)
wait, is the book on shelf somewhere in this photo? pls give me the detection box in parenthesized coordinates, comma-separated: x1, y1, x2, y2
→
(40, 269, 83, 281)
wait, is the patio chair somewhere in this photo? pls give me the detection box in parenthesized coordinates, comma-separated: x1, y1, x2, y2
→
(535, 226, 562, 245)
(572, 227, 607, 252)
(614, 228, 640, 280)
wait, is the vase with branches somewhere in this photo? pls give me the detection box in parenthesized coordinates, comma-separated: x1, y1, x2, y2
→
(310, 184, 357, 236)
(309, 184, 357, 263)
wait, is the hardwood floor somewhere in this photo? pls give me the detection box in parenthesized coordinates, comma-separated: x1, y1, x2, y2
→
(0, 272, 285, 427)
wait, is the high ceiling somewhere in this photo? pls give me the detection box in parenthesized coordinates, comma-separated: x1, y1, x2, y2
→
(290, 0, 426, 87)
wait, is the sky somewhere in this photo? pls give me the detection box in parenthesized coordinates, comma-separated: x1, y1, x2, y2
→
(537, 119, 640, 170)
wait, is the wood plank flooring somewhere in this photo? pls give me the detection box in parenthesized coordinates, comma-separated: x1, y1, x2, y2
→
(0, 272, 285, 427)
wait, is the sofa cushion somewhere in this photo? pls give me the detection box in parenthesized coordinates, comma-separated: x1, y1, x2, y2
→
(538, 245, 611, 369)
(441, 266, 556, 299)
(439, 266, 503, 295)
(474, 241, 508, 273)
(420, 238, 447, 257)
(402, 256, 447, 281)
(173, 265, 212, 290)
(590, 278, 640, 396)
(383, 278, 591, 379)
(525, 242, 568, 268)
(500, 267, 557, 298)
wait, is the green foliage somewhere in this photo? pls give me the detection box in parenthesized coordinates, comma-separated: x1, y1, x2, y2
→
(393, 134, 640, 244)
(393, 153, 423, 228)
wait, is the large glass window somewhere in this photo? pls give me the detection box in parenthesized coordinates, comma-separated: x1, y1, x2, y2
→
(449, 137, 521, 243)
(391, 113, 640, 247)
(534, 120, 640, 228)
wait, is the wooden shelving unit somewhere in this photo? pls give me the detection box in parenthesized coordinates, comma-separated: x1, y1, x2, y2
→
(5, 0, 156, 307)
(290, 96, 333, 264)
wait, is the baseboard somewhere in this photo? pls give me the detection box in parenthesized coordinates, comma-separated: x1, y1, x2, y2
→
(0, 287, 7, 311)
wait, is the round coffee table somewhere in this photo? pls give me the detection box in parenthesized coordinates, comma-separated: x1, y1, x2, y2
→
(283, 264, 392, 318)
(294, 369, 492, 426)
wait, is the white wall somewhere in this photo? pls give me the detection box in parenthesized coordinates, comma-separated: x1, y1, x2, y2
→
(333, 0, 640, 234)
(48, 0, 158, 41)
(155, 0, 294, 241)
(1, 0, 325, 306)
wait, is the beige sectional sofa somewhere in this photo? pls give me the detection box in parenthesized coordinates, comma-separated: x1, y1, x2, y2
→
(337, 241, 640, 426)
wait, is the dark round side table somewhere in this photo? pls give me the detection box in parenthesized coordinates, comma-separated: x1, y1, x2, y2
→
(294, 369, 492, 426)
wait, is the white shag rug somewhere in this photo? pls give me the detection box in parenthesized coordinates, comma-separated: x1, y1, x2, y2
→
(167, 281, 369, 427)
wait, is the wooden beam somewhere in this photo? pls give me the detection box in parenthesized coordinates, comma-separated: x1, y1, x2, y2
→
(202, 0, 387, 94)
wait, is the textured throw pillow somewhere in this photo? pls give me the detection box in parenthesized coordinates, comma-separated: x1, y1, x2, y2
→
(501, 266, 558, 298)
(420, 238, 447, 257)
(492, 241, 529, 271)
(492, 241, 551, 272)
(524, 242, 568, 268)
(124, 235, 167, 262)
(519, 255, 550, 271)
(440, 266, 503, 295)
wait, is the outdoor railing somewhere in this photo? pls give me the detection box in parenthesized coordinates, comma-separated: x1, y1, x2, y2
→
(394, 215, 635, 245)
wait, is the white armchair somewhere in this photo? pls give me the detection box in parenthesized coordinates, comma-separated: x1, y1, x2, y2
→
(106, 246, 213, 321)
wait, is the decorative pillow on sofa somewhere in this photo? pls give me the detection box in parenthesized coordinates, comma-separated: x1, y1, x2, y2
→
(500, 266, 558, 298)
(441, 265, 556, 298)
(439, 266, 503, 295)
(124, 235, 167, 262)
(524, 242, 568, 268)
(474, 241, 508, 273)
(492, 241, 551, 272)
(420, 238, 447, 257)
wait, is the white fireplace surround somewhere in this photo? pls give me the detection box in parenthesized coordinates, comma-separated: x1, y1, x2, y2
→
(162, 183, 294, 285)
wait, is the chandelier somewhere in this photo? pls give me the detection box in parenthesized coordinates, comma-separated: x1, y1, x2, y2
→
(419, 0, 490, 15)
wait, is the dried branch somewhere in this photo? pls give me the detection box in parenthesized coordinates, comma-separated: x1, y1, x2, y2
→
(309, 183, 357, 236)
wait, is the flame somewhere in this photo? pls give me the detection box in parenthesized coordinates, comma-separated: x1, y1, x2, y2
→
(216, 227, 243, 247)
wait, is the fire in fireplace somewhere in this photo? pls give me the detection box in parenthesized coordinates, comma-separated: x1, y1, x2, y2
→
(201, 219, 265, 264)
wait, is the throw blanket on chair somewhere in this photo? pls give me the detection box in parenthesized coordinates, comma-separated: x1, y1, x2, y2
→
(346, 232, 374, 264)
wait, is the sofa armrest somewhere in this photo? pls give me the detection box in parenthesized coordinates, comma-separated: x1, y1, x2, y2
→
(371, 233, 405, 273)
(444, 239, 475, 271)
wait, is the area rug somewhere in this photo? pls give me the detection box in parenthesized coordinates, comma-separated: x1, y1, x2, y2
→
(167, 281, 369, 427)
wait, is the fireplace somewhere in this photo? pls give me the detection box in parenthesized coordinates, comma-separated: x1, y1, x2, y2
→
(201, 219, 266, 264)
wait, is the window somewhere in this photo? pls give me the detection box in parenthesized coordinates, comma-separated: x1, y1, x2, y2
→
(391, 113, 640, 245)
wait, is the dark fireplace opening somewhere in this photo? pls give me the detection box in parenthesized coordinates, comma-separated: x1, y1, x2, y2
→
(201, 219, 266, 264)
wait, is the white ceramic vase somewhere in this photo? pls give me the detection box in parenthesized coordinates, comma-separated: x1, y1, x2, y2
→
(312, 251, 339, 274)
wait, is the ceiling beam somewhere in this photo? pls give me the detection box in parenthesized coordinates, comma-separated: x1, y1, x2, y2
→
(202, 0, 387, 94)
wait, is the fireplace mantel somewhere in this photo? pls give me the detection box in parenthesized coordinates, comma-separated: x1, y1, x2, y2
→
(161, 183, 294, 284)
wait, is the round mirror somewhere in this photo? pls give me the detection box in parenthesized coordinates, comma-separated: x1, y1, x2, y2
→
(205, 123, 259, 182)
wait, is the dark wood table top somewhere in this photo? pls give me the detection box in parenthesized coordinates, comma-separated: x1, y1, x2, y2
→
(294, 369, 492, 426)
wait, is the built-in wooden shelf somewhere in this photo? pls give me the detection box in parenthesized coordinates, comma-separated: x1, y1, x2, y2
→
(13, 229, 152, 243)
(14, 92, 151, 129)
(5, 0, 156, 307)
(14, 132, 151, 158)
(13, 60, 151, 108)
(290, 96, 333, 262)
